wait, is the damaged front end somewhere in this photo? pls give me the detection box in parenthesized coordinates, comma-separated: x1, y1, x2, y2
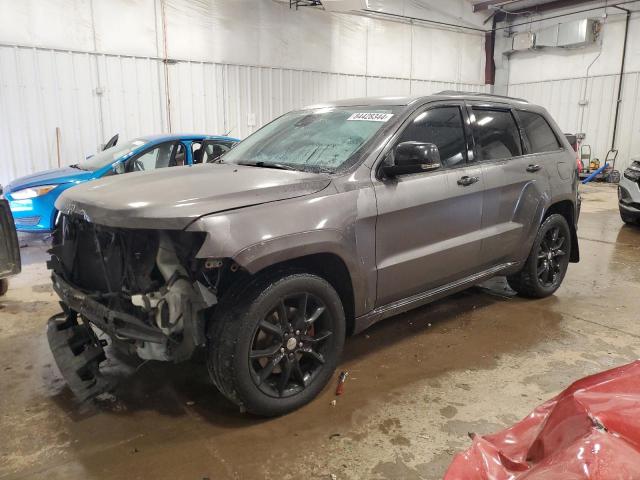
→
(47, 213, 224, 399)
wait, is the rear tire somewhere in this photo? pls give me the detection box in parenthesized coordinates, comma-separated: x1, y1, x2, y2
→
(507, 214, 571, 298)
(207, 271, 345, 417)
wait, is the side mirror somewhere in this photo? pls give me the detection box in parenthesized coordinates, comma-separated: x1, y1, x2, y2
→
(382, 141, 441, 177)
(113, 162, 126, 175)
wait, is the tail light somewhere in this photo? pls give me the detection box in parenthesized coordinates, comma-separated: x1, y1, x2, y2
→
(576, 156, 583, 174)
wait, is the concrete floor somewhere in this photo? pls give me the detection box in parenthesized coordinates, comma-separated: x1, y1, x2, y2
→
(1, 183, 639, 480)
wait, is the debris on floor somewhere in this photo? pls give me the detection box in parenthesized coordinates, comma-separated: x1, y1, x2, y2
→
(335, 371, 348, 396)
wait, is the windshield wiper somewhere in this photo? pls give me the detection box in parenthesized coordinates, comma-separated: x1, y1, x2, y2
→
(237, 161, 297, 171)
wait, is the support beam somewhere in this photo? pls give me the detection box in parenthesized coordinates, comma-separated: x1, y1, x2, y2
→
(508, 0, 593, 14)
(485, 16, 497, 85)
(473, 1, 516, 12)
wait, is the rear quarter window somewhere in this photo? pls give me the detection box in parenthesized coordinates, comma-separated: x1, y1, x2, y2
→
(518, 111, 561, 153)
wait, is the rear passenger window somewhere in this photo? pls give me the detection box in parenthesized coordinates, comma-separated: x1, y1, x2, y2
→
(518, 111, 561, 153)
(396, 106, 467, 167)
(472, 109, 522, 161)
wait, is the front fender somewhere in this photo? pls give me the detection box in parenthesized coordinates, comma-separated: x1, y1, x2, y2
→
(187, 188, 378, 316)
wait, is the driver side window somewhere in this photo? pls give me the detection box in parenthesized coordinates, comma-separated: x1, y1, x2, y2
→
(396, 106, 467, 168)
(129, 142, 177, 172)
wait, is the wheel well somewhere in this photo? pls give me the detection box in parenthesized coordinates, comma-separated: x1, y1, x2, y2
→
(544, 200, 579, 262)
(251, 253, 356, 336)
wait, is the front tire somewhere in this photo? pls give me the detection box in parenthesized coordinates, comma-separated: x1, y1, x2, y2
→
(0, 278, 8, 297)
(207, 271, 345, 416)
(507, 214, 571, 298)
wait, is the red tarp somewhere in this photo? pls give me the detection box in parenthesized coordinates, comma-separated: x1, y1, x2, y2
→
(444, 360, 640, 479)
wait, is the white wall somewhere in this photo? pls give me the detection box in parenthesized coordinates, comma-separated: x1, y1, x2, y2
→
(0, 0, 488, 186)
(500, 4, 640, 171)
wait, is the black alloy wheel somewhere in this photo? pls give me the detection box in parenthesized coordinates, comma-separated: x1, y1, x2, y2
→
(207, 272, 345, 416)
(250, 292, 333, 398)
(507, 213, 572, 298)
(535, 225, 567, 289)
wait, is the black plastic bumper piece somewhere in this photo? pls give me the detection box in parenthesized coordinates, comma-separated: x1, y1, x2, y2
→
(51, 272, 166, 344)
(47, 312, 111, 401)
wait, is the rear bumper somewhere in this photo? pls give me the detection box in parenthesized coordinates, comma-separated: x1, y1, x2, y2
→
(51, 272, 166, 344)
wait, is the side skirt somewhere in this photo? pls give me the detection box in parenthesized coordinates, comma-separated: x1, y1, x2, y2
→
(353, 262, 516, 334)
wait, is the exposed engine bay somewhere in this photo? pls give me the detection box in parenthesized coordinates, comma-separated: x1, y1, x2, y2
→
(48, 214, 228, 365)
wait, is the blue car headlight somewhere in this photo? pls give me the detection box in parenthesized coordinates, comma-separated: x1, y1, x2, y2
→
(10, 185, 59, 200)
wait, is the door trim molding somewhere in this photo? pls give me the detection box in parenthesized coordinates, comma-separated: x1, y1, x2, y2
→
(353, 262, 516, 334)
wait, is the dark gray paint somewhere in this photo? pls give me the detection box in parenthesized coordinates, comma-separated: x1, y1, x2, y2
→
(56, 93, 579, 330)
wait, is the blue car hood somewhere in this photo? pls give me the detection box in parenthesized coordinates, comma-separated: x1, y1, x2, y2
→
(6, 167, 95, 192)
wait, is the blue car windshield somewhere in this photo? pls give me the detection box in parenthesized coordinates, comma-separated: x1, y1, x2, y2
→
(77, 138, 149, 171)
(222, 106, 401, 173)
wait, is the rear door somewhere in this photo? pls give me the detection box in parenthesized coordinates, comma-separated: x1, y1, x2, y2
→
(469, 103, 551, 267)
(374, 102, 485, 306)
(0, 199, 21, 279)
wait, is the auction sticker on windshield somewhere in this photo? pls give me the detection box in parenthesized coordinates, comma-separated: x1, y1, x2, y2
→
(347, 113, 393, 122)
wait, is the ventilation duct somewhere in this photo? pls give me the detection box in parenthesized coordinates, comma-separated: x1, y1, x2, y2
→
(536, 18, 600, 48)
(511, 18, 600, 52)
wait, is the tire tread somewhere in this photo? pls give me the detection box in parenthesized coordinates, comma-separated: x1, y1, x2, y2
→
(507, 214, 571, 299)
(207, 269, 344, 416)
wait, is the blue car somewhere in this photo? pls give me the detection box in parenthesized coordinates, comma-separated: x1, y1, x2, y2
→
(3, 134, 239, 233)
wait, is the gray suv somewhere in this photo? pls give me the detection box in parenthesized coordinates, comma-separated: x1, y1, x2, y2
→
(47, 92, 580, 416)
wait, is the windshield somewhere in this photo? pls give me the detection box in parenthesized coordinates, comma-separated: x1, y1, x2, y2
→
(223, 106, 401, 173)
(77, 138, 149, 171)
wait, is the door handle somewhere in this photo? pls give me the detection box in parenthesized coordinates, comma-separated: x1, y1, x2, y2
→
(457, 175, 479, 187)
(526, 164, 542, 172)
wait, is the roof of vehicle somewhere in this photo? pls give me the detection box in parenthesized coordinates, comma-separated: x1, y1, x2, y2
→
(142, 133, 240, 143)
(305, 91, 532, 109)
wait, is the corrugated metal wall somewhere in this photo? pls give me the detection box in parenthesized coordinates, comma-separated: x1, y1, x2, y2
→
(0, 44, 487, 185)
(0, 45, 168, 185)
(509, 72, 640, 171)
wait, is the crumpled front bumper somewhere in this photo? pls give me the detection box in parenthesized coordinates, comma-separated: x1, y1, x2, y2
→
(51, 272, 166, 344)
(47, 312, 111, 401)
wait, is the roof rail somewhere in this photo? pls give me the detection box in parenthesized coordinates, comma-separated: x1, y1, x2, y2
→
(435, 90, 529, 103)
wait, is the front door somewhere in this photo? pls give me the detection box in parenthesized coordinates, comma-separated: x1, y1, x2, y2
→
(373, 103, 485, 307)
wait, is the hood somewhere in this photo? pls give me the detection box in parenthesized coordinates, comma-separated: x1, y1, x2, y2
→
(6, 167, 94, 193)
(56, 163, 332, 230)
